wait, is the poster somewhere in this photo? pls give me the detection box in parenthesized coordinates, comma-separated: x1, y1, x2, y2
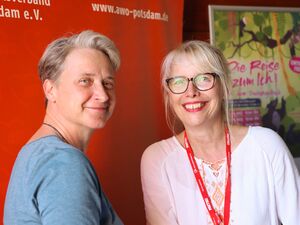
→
(0, 1, 183, 223)
(209, 5, 300, 159)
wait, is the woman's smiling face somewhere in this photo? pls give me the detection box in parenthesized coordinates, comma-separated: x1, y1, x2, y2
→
(51, 47, 116, 130)
(166, 56, 223, 129)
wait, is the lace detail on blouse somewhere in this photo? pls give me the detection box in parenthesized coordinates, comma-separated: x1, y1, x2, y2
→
(197, 159, 234, 224)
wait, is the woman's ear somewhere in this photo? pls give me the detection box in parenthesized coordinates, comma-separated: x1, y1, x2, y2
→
(43, 79, 56, 103)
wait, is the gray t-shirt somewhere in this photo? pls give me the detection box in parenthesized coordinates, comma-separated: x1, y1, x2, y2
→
(4, 136, 123, 225)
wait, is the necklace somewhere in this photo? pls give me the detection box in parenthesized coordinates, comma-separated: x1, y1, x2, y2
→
(183, 127, 231, 225)
(42, 122, 69, 144)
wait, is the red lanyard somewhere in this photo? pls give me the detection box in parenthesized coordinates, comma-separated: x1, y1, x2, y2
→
(183, 127, 231, 225)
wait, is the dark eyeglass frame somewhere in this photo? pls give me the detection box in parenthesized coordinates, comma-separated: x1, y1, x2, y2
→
(165, 72, 217, 94)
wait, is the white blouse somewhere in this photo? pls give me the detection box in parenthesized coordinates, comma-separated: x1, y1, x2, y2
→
(141, 126, 300, 225)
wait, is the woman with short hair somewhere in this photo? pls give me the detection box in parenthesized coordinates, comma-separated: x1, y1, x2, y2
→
(4, 30, 123, 225)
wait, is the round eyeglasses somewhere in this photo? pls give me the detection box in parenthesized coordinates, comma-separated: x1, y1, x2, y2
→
(165, 73, 217, 94)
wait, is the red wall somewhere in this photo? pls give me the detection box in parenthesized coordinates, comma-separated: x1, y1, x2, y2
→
(0, 1, 183, 224)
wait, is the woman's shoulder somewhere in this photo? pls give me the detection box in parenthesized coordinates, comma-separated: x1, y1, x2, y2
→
(141, 136, 181, 164)
(247, 126, 284, 143)
(9, 136, 99, 198)
(234, 125, 289, 155)
(19, 136, 92, 173)
(26, 135, 85, 155)
(231, 125, 282, 142)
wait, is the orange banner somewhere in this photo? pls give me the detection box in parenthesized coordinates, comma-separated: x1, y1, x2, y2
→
(0, 0, 183, 223)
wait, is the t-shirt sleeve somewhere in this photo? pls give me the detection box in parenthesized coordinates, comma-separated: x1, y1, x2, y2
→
(141, 142, 179, 225)
(30, 149, 117, 225)
(269, 130, 300, 224)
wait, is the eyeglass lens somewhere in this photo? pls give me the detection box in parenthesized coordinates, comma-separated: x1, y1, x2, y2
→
(167, 73, 215, 94)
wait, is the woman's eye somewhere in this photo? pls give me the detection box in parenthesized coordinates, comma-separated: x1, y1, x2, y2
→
(196, 75, 211, 83)
(79, 78, 92, 86)
(172, 78, 185, 86)
(174, 79, 184, 85)
(103, 80, 115, 90)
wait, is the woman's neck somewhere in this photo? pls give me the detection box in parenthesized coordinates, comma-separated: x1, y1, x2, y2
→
(179, 122, 227, 162)
(33, 112, 93, 151)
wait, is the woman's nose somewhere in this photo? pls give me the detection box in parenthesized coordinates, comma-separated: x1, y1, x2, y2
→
(185, 80, 199, 97)
(94, 83, 109, 102)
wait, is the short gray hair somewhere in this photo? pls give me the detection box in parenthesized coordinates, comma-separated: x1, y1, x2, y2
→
(38, 30, 120, 83)
(161, 40, 232, 134)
